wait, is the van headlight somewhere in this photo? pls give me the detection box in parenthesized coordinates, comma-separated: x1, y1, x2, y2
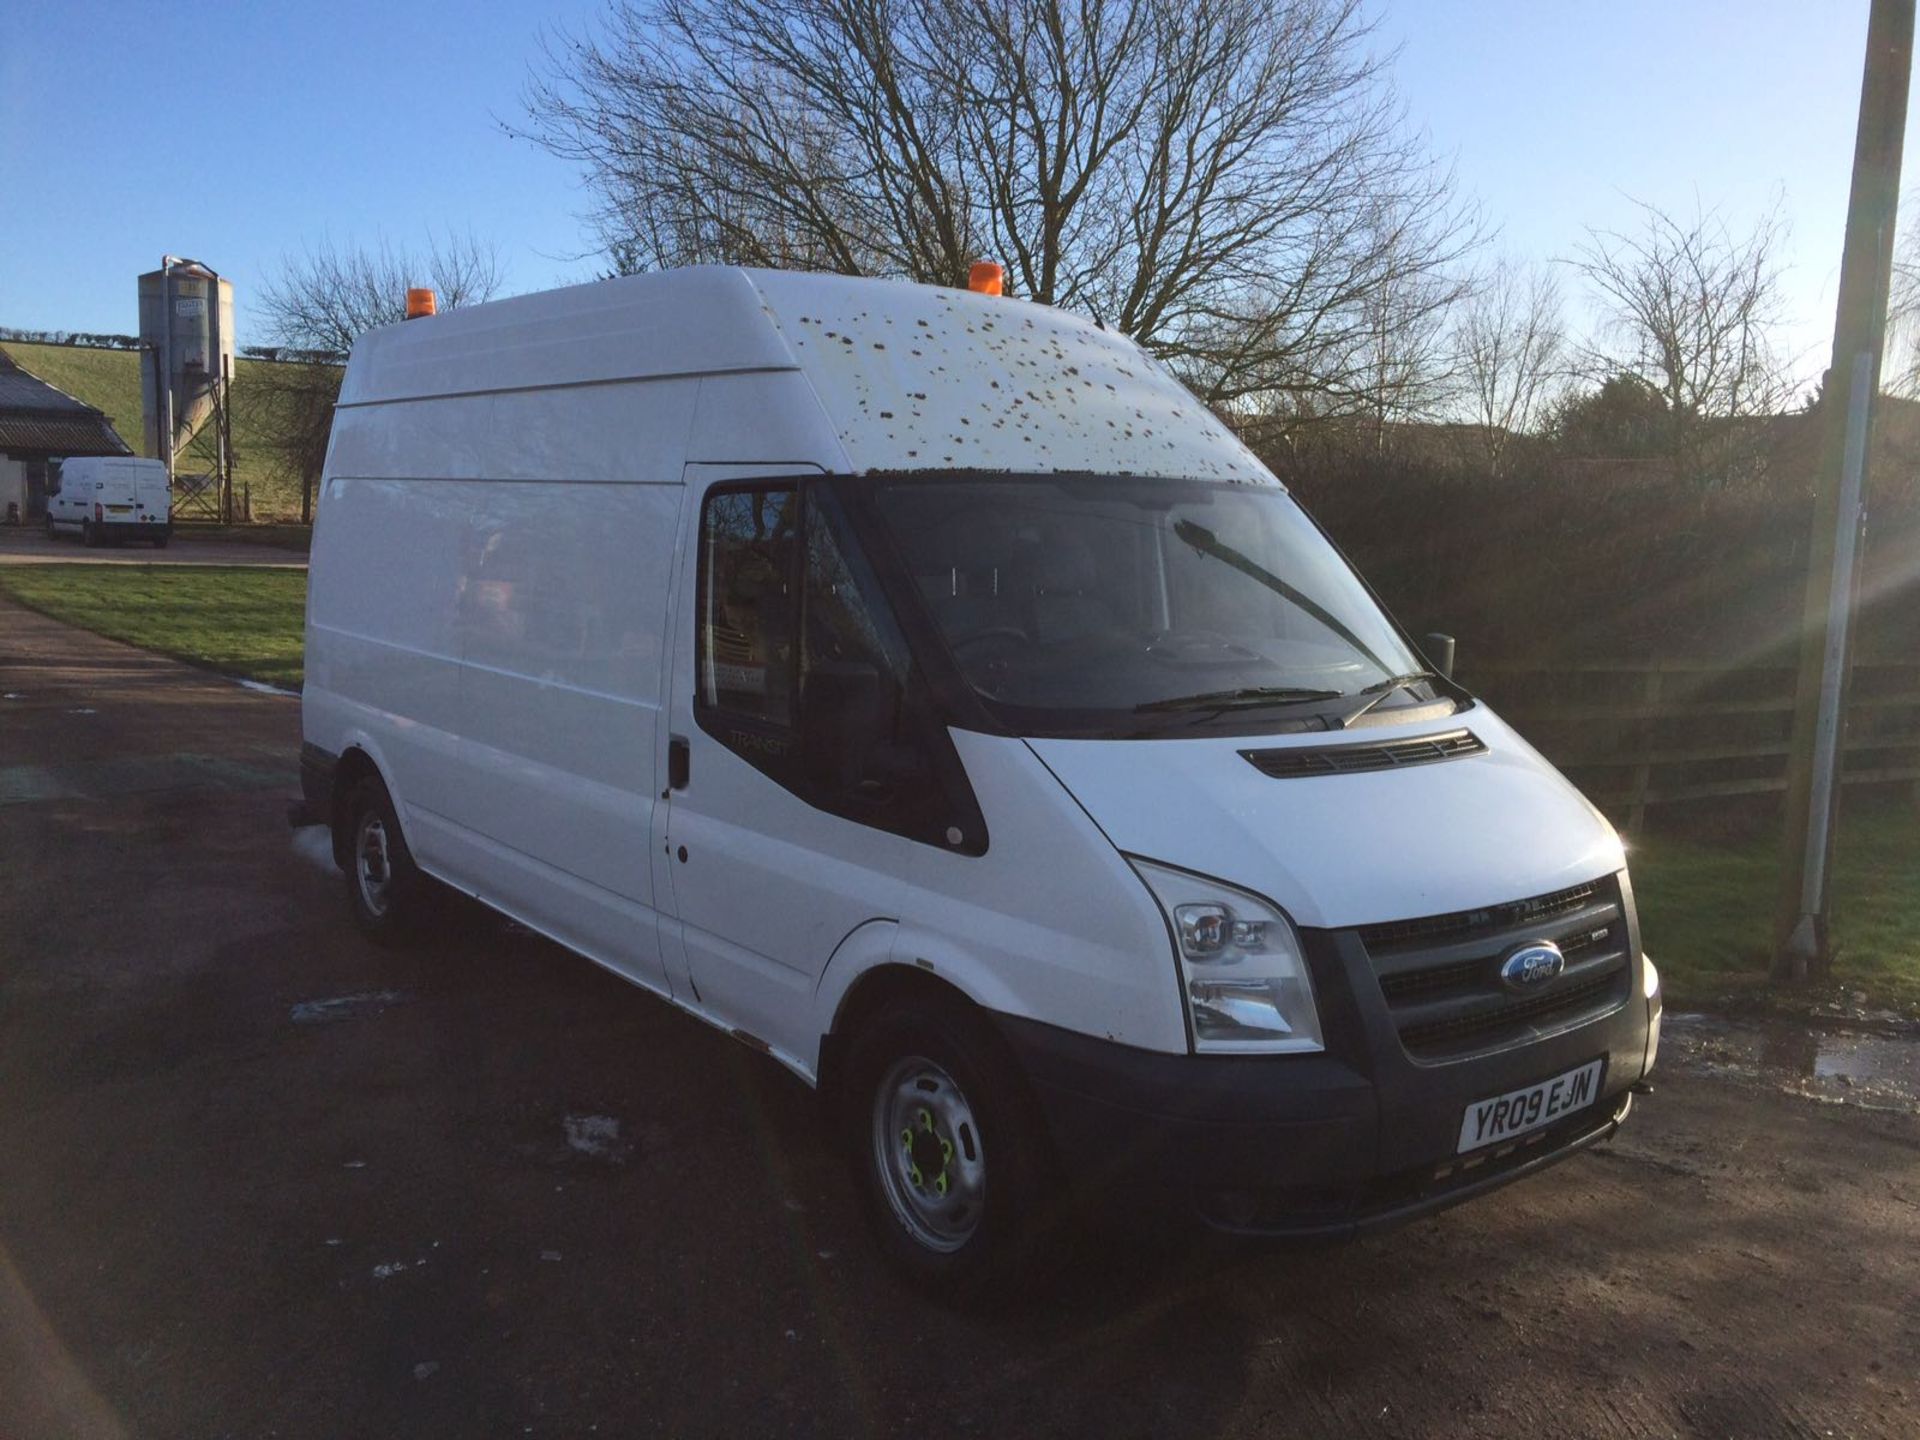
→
(1129, 859, 1323, 1054)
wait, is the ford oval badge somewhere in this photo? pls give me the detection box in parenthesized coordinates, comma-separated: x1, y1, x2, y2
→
(1500, 940, 1565, 991)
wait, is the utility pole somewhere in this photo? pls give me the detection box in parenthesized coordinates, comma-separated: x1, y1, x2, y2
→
(1775, 0, 1914, 982)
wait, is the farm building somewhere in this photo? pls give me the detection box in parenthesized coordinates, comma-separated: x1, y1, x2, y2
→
(0, 347, 133, 524)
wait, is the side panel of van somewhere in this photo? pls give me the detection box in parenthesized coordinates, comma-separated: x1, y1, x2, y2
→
(305, 472, 473, 846)
(447, 476, 681, 975)
(311, 379, 699, 996)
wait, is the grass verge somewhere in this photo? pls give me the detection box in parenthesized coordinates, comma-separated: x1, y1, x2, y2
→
(0, 563, 307, 689)
(1632, 803, 1920, 1017)
(174, 523, 313, 551)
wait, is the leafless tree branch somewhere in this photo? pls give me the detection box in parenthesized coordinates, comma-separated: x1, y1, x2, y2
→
(1454, 257, 1565, 473)
(1567, 196, 1789, 423)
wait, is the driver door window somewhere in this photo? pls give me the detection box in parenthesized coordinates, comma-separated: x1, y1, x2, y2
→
(695, 482, 964, 847)
(698, 486, 800, 727)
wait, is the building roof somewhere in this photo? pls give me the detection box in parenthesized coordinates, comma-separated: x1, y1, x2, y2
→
(0, 347, 132, 457)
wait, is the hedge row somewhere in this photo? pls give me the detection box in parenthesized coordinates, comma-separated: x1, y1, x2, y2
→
(1268, 416, 1920, 668)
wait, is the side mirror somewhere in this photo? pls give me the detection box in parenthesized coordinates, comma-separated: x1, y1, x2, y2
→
(800, 660, 889, 790)
(1423, 632, 1456, 680)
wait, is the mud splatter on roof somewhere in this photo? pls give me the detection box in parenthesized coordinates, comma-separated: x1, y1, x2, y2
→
(746, 270, 1273, 483)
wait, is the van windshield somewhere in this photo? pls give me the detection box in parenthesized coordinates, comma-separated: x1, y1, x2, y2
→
(864, 475, 1443, 737)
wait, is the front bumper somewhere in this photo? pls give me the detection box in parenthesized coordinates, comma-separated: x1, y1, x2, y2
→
(996, 924, 1656, 1239)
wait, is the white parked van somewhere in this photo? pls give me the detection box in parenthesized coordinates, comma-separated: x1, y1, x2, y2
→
(47, 456, 172, 546)
(298, 267, 1659, 1292)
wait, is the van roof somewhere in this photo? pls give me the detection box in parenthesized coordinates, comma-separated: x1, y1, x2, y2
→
(61, 456, 167, 473)
(338, 266, 1271, 483)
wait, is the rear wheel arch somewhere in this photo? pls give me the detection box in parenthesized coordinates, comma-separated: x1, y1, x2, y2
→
(328, 747, 386, 868)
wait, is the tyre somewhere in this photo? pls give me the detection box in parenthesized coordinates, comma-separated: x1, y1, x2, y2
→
(44, 514, 56, 540)
(340, 774, 428, 944)
(151, 532, 169, 549)
(841, 996, 1059, 1302)
(81, 521, 98, 548)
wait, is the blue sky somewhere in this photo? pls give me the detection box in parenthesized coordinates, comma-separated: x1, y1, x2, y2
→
(0, 0, 1903, 378)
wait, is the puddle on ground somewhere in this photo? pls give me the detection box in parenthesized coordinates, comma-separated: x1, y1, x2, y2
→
(1664, 1012, 1920, 1112)
(289, 991, 407, 1025)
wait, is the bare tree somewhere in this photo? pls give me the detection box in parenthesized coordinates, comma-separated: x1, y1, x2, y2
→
(250, 235, 502, 519)
(1348, 213, 1474, 446)
(238, 360, 342, 525)
(1883, 209, 1920, 397)
(257, 233, 503, 358)
(1455, 258, 1565, 473)
(1568, 197, 1789, 425)
(519, 0, 1478, 416)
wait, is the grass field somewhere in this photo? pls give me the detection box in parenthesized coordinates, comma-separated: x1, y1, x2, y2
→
(1633, 806, 1920, 1016)
(2, 341, 313, 521)
(0, 563, 307, 689)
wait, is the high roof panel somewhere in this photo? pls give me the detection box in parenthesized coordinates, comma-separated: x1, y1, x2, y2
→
(334, 266, 1273, 484)
(337, 267, 798, 407)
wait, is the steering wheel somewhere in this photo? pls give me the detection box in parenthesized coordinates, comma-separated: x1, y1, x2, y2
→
(951, 627, 1031, 652)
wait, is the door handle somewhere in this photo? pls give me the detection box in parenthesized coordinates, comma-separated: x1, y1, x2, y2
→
(668, 735, 690, 791)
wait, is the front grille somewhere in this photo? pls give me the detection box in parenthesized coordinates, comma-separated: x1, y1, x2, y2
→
(1240, 728, 1485, 780)
(1359, 876, 1632, 1061)
(1360, 881, 1601, 954)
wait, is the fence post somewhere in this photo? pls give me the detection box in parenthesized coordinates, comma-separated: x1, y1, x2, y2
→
(1627, 666, 1663, 832)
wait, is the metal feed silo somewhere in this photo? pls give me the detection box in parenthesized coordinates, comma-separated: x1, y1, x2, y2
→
(139, 256, 236, 518)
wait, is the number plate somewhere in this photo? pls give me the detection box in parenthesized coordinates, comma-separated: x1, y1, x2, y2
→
(1457, 1058, 1603, 1154)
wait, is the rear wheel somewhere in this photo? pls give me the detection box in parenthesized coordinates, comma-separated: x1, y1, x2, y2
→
(151, 532, 169, 549)
(842, 996, 1058, 1302)
(81, 520, 98, 548)
(341, 775, 428, 944)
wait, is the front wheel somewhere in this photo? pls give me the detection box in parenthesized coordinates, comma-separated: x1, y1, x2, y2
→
(842, 998, 1058, 1301)
(341, 775, 428, 944)
(44, 514, 56, 540)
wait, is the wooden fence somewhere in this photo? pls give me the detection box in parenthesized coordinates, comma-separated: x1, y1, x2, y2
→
(1468, 659, 1920, 830)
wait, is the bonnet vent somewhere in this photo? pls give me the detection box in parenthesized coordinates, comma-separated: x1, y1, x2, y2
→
(1240, 729, 1485, 780)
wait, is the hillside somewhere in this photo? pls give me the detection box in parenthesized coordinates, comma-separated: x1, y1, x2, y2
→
(2, 341, 314, 520)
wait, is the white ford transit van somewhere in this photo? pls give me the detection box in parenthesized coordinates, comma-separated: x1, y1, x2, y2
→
(298, 268, 1659, 1292)
(48, 456, 172, 546)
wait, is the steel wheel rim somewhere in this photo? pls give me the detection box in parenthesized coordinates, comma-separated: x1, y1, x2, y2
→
(356, 813, 393, 917)
(871, 1055, 985, 1253)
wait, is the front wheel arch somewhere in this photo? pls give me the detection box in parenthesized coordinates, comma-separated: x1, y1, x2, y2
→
(835, 979, 1063, 1298)
(818, 963, 988, 1111)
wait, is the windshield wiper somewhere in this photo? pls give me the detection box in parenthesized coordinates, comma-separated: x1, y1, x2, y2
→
(1135, 685, 1343, 715)
(1335, 671, 1440, 728)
